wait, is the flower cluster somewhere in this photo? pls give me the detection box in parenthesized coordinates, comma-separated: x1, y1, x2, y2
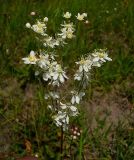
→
(74, 49, 112, 87)
(63, 12, 71, 19)
(26, 18, 61, 48)
(23, 12, 112, 131)
(26, 18, 48, 36)
(58, 22, 75, 39)
(22, 51, 68, 86)
(59, 12, 75, 40)
(54, 102, 78, 130)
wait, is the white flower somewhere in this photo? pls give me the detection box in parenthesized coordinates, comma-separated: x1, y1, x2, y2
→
(45, 92, 59, 100)
(71, 91, 85, 104)
(54, 111, 69, 130)
(59, 28, 75, 39)
(26, 23, 31, 28)
(83, 13, 87, 17)
(41, 60, 67, 85)
(70, 105, 77, 112)
(59, 102, 78, 117)
(74, 56, 92, 85)
(60, 102, 67, 109)
(71, 94, 80, 104)
(69, 105, 78, 116)
(43, 36, 60, 48)
(92, 61, 101, 67)
(31, 20, 47, 36)
(76, 57, 92, 72)
(22, 51, 38, 64)
(58, 21, 75, 40)
(43, 72, 51, 81)
(76, 13, 87, 21)
(92, 49, 112, 67)
(74, 71, 83, 81)
(38, 53, 50, 69)
(51, 64, 68, 85)
(43, 17, 48, 22)
(74, 71, 90, 85)
(50, 92, 59, 99)
(63, 12, 71, 19)
(66, 28, 75, 39)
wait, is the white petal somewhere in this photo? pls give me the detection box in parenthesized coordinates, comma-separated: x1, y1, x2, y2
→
(48, 105, 52, 110)
(76, 96, 80, 104)
(66, 116, 69, 124)
(70, 106, 77, 112)
(60, 74, 64, 83)
(71, 96, 75, 104)
(106, 57, 112, 61)
(44, 94, 49, 99)
(53, 73, 58, 80)
(35, 71, 39, 76)
(79, 92, 85, 98)
(43, 73, 50, 81)
(60, 104, 67, 110)
(93, 57, 99, 62)
(84, 65, 88, 72)
(30, 50, 35, 56)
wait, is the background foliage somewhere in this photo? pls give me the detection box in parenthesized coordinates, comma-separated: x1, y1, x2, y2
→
(0, 0, 134, 159)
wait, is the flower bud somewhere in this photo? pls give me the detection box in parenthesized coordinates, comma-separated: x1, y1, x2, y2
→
(30, 12, 36, 16)
(26, 23, 31, 28)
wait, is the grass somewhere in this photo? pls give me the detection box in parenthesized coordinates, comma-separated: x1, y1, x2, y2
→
(0, 0, 134, 159)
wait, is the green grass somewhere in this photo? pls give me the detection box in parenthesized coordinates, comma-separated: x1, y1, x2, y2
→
(0, 0, 134, 159)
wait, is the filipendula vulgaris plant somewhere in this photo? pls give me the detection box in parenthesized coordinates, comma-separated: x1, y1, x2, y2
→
(23, 12, 112, 158)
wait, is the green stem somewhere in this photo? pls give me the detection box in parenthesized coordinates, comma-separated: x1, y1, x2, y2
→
(78, 70, 85, 94)
(31, 104, 40, 155)
(60, 125, 64, 160)
(69, 137, 73, 158)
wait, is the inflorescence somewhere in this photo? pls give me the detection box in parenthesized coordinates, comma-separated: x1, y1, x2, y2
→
(23, 12, 112, 131)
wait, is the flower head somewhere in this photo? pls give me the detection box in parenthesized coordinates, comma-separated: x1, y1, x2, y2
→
(63, 12, 71, 19)
(54, 111, 69, 130)
(59, 27, 75, 39)
(76, 13, 87, 21)
(22, 51, 38, 64)
(92, 49, 112, 67)
(76, 56, 92, 72)
(31, 20, 47, 36)
(51, 64, 68, 86)
(43, 36, 60, 48)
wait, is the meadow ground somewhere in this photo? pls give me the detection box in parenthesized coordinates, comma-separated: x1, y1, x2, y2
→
(0, 0, 134, 159)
